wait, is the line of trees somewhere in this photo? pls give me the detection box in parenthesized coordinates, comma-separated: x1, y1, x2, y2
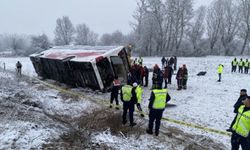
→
(1, 0, 250, 56)
(132, 0, 250, 56)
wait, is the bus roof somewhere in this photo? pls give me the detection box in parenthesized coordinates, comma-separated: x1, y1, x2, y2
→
(30, 46, 125, 62)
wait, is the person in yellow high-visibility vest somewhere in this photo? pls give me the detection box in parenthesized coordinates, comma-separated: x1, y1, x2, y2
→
(231, 58, 238, 73)
(217, 64, 224, 82)
(135, 83, 145, 117)
(244, 59, 249, 74)
(146, 85, 171, 136)
(231, 96, 250, 150)
(121, 83, 137, 126)
(238, 58, 244, 73)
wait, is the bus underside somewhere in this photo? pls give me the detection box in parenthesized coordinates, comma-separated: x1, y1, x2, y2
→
(30, 48, 130, 91)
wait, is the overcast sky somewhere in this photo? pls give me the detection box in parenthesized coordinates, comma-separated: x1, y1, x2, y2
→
(0, 0, 213, 38)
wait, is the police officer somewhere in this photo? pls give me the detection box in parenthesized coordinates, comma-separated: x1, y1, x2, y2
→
(244, 59, 249, 74)
(239, 58, 244, 73)
(16, 61, 22, 76)
(138, 56, 143, 65)
(227, 89, 248, 132)
(217, 64, 224, 82)
(232, 58, 238, 73)
(135, 83, 145, 117)
(110, 76, 121, 109)
(231, 96, 250, 150)
(121, 83, 137, 126)
(146, 85, 171, 136)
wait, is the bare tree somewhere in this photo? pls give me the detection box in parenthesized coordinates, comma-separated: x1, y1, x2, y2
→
(111, 30, 124, 45)
(75, 23, 98, 46)
(220, 0, 240, 55)
(238, 0, 250, 54)
(206, 0, 224, 54)
(187, 6, 206, 53)
(31, 34, 50, 51)
(5, 34, 29, 55)
(54, 16, 75, 46)
(100, 34, 113, 46)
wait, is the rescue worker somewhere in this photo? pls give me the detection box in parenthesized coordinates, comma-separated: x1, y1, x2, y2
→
(146, 85, 171, 136)
(231, 96, 250, 150)
(174, 56, 177, 71)
(161, 57, 166, 68)
(135, 83, 145, 117)
(238, 58, 244, 73)
(244, 59, 249, 74)
(138, 56, 143, 65)
(217, 64, 224, 82)
(16, 61, 22, 76)
(121, 83, 137, 126)
(144, 66, 149, 87)
(176, 67, 183, 90)
(232, 58, 238, 73)
(227, 89, 248, 132)
(110, 76, 121, 109)
(182, 64, 188, 89)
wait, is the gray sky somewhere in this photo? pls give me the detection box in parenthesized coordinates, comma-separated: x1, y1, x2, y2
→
(0, 0, 213, 38)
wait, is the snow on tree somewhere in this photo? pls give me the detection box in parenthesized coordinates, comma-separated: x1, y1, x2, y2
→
(75, 23, 98, 46)
(54, 16, 75, 46)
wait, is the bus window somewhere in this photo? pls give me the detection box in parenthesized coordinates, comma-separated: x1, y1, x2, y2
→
(96, 58, 114, 88)
(110, 56, 127, 83)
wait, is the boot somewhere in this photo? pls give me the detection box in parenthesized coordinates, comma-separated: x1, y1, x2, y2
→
(130, 122, 137, 127)
(146, 129, 153, 135)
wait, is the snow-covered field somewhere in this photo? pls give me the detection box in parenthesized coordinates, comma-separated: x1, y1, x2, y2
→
(1, 56, 250, 149)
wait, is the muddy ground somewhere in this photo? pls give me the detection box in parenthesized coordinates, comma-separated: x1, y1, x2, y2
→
(0, 69, 227, 150)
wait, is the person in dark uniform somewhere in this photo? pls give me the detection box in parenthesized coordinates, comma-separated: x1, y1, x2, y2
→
(144, 66, 149, 87)
(110, 76, 121, 109)
(232, 58, 238, 73)
(174, 56, 177, 71)
(16, 61, 22, 76)
(176, 67, 183, 90)
(121, 83, 137, 126)
(146, 85, 171, 136)
(238, 58, 244, 73)
(182, 64, 188, 89)
(244, 59, 249, 74)
(231, 96, 250, 150)
(227, 89, 248, 132)
(161, 57, 166, 68)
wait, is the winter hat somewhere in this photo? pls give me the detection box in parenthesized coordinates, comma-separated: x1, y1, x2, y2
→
(241, 89, 247, 93)
(133, 82, 138, 87)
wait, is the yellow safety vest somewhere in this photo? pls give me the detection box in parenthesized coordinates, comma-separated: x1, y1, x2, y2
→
(217, 65, 223, 74)
(239, 61, 244, 67)
(232, 105, 250, 138)
(245, 61, 249, 67)
(136, 86, 143, 104)
(122, 85, 133, 102)
(232, 60, 237, 66)
(153, 89, 168, 109)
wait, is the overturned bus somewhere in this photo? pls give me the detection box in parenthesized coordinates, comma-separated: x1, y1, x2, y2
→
(30, 46, 131, 91)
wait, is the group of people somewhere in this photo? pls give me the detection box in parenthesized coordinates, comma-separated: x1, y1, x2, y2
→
(231, 58, 250, 74)
(161, 56, 177, 70)
(109, 77, 171, 136)
(227, 89, 250, 150)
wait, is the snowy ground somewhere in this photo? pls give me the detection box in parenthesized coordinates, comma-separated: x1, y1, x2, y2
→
(1, 56, 249, 149)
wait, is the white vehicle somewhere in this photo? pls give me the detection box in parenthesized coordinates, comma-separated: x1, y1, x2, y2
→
(30, 46, 131, 91)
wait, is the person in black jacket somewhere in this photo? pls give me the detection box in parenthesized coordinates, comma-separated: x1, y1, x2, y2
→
(182, 64, 188, 89)
(120, 83, 138, 126)
(227, 89, 248, 132)
(174, 56, 177, 71)
(110, 76, 121, 109)
(146, 85, 171, 136)
(144, 66, 149, 87)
